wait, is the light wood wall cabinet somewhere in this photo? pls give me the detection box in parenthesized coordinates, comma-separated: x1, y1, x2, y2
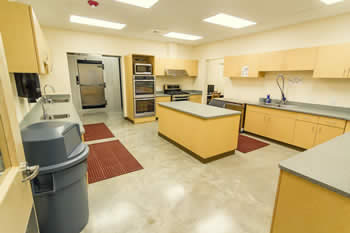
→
(155, 58, 198, 77)
(224, 54, 261, 78)
(189, 95, 202, 104)
(245, 105, 346, 149)
(313, 43, 350, 78)
(0, 2, 51, 74)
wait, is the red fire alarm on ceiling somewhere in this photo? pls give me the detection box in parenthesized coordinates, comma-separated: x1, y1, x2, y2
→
(88, 0, 99, 7)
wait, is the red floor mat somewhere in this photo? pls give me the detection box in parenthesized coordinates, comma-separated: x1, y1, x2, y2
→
(87, 140, 143, 184)
(83, 123, 114, 142)
(237, 135, 269, 153)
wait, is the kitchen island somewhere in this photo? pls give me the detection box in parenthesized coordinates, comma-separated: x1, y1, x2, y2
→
(157, 101, 241, 163)
(270, 133, 350, 233)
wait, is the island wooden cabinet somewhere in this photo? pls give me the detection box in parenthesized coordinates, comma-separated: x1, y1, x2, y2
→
(0, 2, 51, 74)
(189, 95, 202, 104)
(271, 170, 350, 233)
(245, 105, 347, 149)
(155, 96, 171, 118)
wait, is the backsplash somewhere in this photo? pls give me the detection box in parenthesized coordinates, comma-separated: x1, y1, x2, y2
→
(222, 71, 350, 108)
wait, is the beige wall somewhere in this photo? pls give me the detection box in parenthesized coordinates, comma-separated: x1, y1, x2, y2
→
(192, 13, 350, 107)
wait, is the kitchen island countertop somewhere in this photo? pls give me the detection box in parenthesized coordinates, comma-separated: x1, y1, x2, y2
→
(279, 133, 350, 198)
(158, 101, 240, 119)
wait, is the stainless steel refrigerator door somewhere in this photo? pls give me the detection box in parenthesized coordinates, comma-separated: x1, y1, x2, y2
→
(77, 61, 107, 108)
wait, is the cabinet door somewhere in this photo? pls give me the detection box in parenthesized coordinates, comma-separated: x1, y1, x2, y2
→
(30, 8, 50, 74)
(259, 51, 284, 71)
(293, 120, 317, 149)
(345, 121, 350, 133)
(155, 96, 171, 118)
(314, 125, 344, 146)
(266, 115, 296, 144)
(240, 54, 261, 78)
(189, 95, 202, 103)
(244, 110, 267, 136)
(283, 47, 317, 71)
(313, 43, 350, 78)
(184, 60, 198, 76)
(224, 56, 240, 77)
(155, 57, 166, 76)
(0, 3, 39, 73)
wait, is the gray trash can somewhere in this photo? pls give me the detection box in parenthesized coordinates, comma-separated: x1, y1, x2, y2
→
(21, 121, 89, 233)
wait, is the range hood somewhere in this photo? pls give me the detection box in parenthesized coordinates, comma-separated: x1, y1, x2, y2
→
(164, 69, 189, 77)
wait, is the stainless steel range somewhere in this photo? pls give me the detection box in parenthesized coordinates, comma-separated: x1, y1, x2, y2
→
(164, 84, 190, 101)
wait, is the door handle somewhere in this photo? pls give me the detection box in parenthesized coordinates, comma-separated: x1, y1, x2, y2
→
(21, 163, 40, 183)
(76, 75, 80, 85)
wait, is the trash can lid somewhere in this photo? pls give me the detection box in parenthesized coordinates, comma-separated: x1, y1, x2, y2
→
(21, 121, 88, 171)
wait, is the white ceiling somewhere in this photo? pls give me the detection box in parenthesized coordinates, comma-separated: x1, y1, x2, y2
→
(16, 0, 350, 45)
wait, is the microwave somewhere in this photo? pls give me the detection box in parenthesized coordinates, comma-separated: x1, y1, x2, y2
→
(134, 63, 152, 75)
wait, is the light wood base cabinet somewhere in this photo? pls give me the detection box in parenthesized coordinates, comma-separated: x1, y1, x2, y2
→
(189, 95, 202, 104)
(293, 120, 317, 149)
(345, 121, 350, 133)
(245, 105, 347, 149)
(314, 125, 344, 146)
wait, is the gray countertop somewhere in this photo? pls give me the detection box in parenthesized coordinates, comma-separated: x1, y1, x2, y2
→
(20, 95, 85, 134)
(158, 101, 241, 119)
(216, 98, 350, 121)
(280, 133, 350, 198)
(156, 90, 202, 97)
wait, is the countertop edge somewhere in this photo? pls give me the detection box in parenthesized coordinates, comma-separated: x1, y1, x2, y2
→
(279, 165, 350, 198)
(158, 102, 240, 119)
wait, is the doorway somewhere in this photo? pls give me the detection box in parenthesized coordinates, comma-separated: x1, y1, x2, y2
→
(67, 53, 123, 113)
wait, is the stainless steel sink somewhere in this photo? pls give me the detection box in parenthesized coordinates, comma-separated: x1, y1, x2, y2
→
(263, 103, 298, 109)
(45, 94, 71, 103)
(41, 114, 70, 120)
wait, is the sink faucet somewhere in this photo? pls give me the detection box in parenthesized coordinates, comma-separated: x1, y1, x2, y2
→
(41, 84, 56, 120)
(276, 74, 287, 105)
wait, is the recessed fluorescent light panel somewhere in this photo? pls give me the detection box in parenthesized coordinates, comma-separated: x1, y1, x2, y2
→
(115, 0, 159, 8)
(70, 15, 126, 30)
(320, 0, 343, 5)
(164, 32, 202, 41)
(203, 13, 256, 29)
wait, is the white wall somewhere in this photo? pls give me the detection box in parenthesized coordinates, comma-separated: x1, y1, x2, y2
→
(38, 27, 195, 116)
(193, 13, 350, 107)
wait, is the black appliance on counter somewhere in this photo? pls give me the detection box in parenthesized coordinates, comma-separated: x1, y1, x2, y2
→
(14, 73, 42, 103)
(207, 84, 215, 94)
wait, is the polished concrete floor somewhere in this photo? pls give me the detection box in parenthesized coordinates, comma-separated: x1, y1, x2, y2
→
(80, 111, 299, 233)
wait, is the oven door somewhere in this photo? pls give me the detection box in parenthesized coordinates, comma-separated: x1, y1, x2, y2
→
(134, 80, 155, 98)
(134, 98, 155, 117)
(135, 64, 152, 75)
